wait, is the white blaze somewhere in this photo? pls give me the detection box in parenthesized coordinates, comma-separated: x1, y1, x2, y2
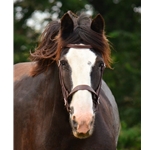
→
(65, 48, 97, 115)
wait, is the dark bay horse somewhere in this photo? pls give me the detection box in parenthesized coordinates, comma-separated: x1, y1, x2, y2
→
(14, 11, 120, 150)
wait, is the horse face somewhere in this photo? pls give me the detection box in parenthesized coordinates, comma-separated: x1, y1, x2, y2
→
(59, 47, 103, 139)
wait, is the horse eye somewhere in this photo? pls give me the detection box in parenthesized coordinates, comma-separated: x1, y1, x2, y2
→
(60, 60, 67, 66)
(98, 61, 104, 68)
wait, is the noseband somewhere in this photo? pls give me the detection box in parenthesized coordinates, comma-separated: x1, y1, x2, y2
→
(58, 44, 105, 112)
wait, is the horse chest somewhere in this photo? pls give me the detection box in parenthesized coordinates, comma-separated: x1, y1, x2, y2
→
(41, 115, 116, 150)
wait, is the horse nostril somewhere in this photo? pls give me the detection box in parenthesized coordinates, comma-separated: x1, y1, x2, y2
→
(90, 120, 94, 126)
(90, 116, 95, 126)
(72, 116, 78, 130)
(70, 106, 74, 114)
(73, 115, 76, 120)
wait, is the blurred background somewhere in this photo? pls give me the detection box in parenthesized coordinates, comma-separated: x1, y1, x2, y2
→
(14, 0, 141, 149)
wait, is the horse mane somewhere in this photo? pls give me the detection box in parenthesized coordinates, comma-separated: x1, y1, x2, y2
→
(30, 13, 112, 76)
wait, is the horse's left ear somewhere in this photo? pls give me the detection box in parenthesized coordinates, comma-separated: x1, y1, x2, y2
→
(91, 14, 105, 33)
(61, 13, 74, 39)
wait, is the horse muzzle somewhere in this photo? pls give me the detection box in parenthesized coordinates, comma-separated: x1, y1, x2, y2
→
(70, 113, 95, 139)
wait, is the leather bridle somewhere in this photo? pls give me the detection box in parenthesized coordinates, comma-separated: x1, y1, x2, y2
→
(58, 44, 105, 113)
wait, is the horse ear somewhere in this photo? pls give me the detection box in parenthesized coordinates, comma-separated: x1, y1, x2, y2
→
(61, 13, 74, 39)
(91, 14, 105, 33)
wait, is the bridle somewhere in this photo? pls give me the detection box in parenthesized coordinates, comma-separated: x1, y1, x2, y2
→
(58, 44, 105, 113)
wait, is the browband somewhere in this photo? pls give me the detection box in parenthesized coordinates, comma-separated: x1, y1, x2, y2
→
(66, 44, 92, 49)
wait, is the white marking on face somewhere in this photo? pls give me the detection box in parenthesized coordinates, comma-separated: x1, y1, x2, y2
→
(65, 47, 97, 115)
(66, 48, 96, 88)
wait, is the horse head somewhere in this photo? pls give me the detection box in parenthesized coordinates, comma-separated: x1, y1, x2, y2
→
(30, 11, 112, 139)
(57, 12, 108, 139)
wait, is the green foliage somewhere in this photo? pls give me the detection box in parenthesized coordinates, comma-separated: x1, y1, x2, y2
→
(118, 121, 141, 150)
(14, 0, 141, 149)
(104, 29, 141, 149)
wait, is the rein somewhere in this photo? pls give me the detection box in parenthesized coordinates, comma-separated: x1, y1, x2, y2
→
(58, 44, 105, 112)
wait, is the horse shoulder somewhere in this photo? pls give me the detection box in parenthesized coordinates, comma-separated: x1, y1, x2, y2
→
(14, 62, 47, 149)
(14, 62, 35, 82)
(101, 80, 120, 145)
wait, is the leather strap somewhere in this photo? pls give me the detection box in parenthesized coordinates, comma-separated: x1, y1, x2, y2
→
(68, 85, 98, 98)
(66, 44, 92, 49)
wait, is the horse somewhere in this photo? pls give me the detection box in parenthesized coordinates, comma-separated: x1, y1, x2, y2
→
(14, 11, 120, 150)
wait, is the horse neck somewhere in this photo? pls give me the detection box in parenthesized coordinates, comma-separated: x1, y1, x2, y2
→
(43, 62, 64, 111)
(38, 63, 72, 146)
(43, 62, 70, 126)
